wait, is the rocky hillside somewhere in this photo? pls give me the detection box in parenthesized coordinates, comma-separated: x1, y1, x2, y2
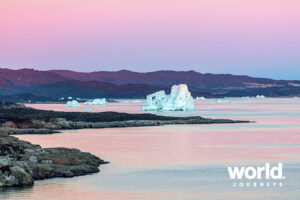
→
(1, 68, 299, 98)
(50, 69, 287, 89)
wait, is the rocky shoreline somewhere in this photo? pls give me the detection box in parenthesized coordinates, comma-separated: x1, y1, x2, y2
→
(0, 134, 106, 187)
(0, 102, 250, 135)
(0, 102, 249, 187)
(0, 118, 249, 135)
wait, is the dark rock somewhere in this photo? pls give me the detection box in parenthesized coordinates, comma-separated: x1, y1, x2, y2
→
(0, 103, 249, 135)
(9, 165, 34, 186)
(2, 121, 17, 129)
(0, 136, 106, 187)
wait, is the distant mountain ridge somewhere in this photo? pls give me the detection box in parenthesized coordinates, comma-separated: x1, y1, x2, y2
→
(0, 68, 299, 99)
(0, 68, 67, 87)
(49, 69, 285, 89)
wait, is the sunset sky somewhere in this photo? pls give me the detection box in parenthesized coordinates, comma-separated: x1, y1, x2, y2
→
(0, 0, 299, 79)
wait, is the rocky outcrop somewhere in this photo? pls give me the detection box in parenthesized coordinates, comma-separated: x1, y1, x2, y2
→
(0, 117, 249, 136)
(0, 128, 58, 135)
(0, 102, 25, 109)
(0, 103, 250, 136)
(0, 136, 106, 187)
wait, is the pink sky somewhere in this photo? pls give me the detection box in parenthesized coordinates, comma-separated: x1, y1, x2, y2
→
(0, 0, 299, 79)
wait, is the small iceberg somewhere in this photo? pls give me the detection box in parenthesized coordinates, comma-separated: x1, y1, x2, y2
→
(215, 99, 230, 103)
(68, 97, 72, 100)
(83, 108, 93, 112)
(196, 96, 206, 100)
(256, 95, 265, 99)
(131, 100, 142, 103)
(141, 84, 195, 111)
(84, 98, 107, 105)
(66, 100, 80, 107)
(121, 100, 141, 103)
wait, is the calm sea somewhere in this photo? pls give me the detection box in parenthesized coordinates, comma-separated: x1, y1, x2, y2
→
(1, 98, 300, 200)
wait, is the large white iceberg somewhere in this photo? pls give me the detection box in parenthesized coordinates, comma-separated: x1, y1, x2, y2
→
(142, 90, 168, 111)
(66, 100, 81, 107)
(141, 84, 195, 111)
(84, 98, 107, 105)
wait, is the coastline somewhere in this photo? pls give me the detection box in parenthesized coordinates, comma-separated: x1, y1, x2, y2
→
(0, 103, 250, 187)
(0, 103, 250, 136)
(0, 134, 107, 187)
(1, 118, 250, 136)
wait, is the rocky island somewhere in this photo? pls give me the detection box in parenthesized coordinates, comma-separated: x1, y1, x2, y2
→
(0, 102, 249, 187)
(0, 102, 249, 135)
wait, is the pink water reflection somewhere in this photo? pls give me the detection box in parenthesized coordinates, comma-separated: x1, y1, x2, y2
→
(27, 98, 300, 120)
(10, 98, 300, 200)
(22, 98, 300, 167)
(16, 125, 300, 169)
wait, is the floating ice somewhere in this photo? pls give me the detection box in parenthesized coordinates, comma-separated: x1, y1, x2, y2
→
(131, 100, 142, 103)
(141, 84, 195, 111)
(84, 98, 107, 105)
(256, 95, 265, 99)
(196, 96, 206, 100)
(141, 90, 167, 111)
(84, 108, 93, 112)
(120, 100, 141, 103)
(215, 99, 230, 103)
(66, 100, 80, 107)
